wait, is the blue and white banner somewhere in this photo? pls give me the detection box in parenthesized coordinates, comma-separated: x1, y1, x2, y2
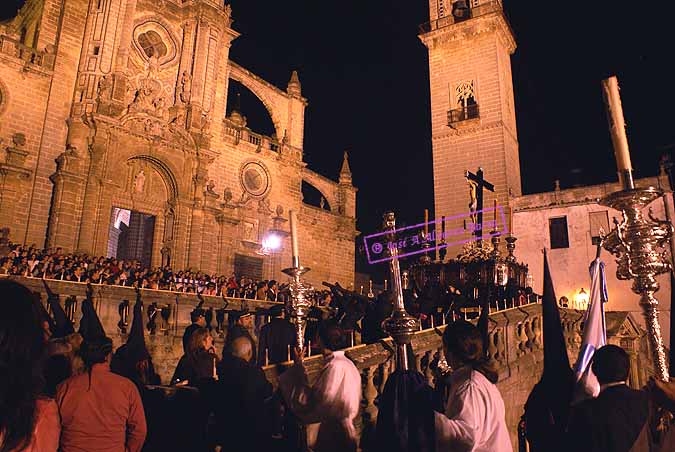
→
(573, 258, 608, 401)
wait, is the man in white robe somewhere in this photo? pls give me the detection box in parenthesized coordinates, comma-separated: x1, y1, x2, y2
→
(279, 322, 362, 452)
(435, 366, 512, 452)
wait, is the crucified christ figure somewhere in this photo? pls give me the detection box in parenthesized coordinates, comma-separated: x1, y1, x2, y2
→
(467, 178, 478, 225)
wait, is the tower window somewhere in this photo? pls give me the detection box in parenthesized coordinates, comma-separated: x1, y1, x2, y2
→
(549, 216, 570, 249)
(448, 80, 479, 125)
(137, 30, 167, 59)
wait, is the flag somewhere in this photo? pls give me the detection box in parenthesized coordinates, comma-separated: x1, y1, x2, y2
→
(523, 249, 574, 452)
(573, 256, 608, 402)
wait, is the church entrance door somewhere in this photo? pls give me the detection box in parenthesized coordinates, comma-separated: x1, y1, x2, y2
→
(107, 207, 156, 269)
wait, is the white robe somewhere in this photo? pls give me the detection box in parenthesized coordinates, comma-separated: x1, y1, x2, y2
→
(279, 350, 362, 452)
(435, 367, 513, 452)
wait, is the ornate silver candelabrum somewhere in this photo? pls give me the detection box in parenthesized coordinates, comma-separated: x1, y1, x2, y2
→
(505, 234, 517, 263)
(282, 258, 315, 351)
(381, 212, 420, 370)
(419, 232, 432, 265)
(600, 184, 673, 381)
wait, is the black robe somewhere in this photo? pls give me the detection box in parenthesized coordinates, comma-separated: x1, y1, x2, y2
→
(566, 385, 649, 452)
(257, 318, 295, 365)
(211, 354, 275, 450)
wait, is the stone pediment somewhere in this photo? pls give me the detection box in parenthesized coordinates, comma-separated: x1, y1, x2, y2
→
(606, 311, 643, 338)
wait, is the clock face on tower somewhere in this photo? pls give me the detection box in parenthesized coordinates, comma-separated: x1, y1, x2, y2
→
(240, 161, 270, 198)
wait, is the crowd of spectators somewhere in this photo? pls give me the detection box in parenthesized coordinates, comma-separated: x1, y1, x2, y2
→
(0, 243, 336, 305)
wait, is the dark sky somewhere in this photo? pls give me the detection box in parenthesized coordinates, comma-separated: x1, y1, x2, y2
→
(2, 1, 674, 277)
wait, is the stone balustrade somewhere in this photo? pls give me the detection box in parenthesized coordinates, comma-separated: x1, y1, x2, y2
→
(0, 35, 54, 70)
(10, 275, 650, 449)
(222, 118, 281, 153)
(9, 276, 281, 381)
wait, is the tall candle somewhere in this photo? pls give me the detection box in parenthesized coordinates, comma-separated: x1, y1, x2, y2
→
(493, 199, 497, 229)
(424, 209, 429, 236)
(508, 206, 514, 235)
(289, 210, 299, 263)
(601, 76, 632, 172)
(441, 216, 446, 239)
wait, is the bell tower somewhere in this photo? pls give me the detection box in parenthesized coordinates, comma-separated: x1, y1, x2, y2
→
(420, 0, 521, 247)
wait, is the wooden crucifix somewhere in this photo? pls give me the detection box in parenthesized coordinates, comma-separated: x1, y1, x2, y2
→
(465, 167, 494, 241)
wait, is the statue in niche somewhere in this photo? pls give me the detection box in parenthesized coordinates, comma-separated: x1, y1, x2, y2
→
(133, 170, 146, 193)
(97, 75, 111, 101)
(320, 197, 325, 209)
(200, 111, 212, 134)
(178, 71, 192, 104)
(276, 204, 284, 217)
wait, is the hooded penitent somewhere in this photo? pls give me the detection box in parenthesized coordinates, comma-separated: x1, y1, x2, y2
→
(47, 291, 74, 339)
(78, 293, 106, 342)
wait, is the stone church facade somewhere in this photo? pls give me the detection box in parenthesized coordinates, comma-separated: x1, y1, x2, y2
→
(0, 0, 356, 287)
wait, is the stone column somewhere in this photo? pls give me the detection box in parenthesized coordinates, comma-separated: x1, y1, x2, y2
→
(76, 131, 108, 254)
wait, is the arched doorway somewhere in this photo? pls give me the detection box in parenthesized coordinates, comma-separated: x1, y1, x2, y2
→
(106, 156, 179, 268)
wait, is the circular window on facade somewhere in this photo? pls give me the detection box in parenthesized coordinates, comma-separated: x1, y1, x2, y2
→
(240, 161, 270, 198)
(137, 30, 167, 58)
(132, 21, 177, 66)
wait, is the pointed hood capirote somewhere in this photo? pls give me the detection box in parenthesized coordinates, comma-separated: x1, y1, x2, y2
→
(126, 296, 150, 364)
(78, 285, 106, 342)
(43, 280, 74, 338)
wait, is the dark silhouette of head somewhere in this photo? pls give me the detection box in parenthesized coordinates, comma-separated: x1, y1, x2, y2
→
(0, 280, 48, 452)
(443, 320, 498, 384)
(318, 319, 346, 351)
(591, 344, 630, 385)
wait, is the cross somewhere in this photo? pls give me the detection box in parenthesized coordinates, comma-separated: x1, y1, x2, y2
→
(465, 167, 495, 242)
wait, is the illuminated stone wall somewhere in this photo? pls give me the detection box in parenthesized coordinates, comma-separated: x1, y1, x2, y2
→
(0, 0, 356, 287)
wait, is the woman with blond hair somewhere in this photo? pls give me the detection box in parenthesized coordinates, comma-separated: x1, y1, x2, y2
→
(171, 327, 218, 386)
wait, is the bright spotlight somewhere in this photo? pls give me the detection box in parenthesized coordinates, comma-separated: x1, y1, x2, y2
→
(262, 233, 282, 251)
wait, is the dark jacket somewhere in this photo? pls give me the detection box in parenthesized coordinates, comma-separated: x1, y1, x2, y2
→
(171, 349, 217, 385)
(213, 354, 275, 449)
(566, 384, 649, 452)
(257, 318, 295, 365)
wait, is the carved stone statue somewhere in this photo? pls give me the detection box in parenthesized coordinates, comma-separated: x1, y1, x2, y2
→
(97, 75, 112, 101)
(128, 54, 163, 116)
(223, 187, 233, 204)
(206, 179, 217, 195)
(276, 204, 284, 217)
(133, 170, 146, 193)
(200, 111, 211, 134)
(178, 71, 192, 104)
(320, 197, 325, 209)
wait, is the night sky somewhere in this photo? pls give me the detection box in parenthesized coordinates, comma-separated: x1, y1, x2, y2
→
(2, 1, 674, 277)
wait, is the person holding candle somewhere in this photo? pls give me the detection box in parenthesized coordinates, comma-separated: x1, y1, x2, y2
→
(280, 320, 362, 452)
